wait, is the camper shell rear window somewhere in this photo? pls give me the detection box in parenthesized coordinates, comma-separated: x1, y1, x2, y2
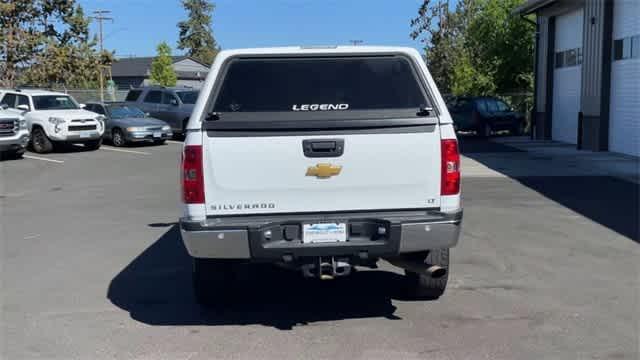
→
(213, 55, 429, 113)
(205, 54, 437, 130)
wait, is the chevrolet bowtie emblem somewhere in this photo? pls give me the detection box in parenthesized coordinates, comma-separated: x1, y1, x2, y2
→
(306, 163, 342, 178)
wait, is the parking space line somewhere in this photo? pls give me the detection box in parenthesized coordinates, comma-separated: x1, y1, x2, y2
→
(100, 146, 151, 155)
(23, 155, 64, 164)
(166, 140, 183, 145)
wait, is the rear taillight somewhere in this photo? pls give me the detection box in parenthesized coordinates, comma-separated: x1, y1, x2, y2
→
(441, 139, 460, 195)
(182, 145, 205, 204)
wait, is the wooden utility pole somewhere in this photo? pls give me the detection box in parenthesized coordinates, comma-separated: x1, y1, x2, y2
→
(91, 10, 113, 102)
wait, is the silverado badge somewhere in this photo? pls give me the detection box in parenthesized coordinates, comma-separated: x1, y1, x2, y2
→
(306, 163, 342, 178)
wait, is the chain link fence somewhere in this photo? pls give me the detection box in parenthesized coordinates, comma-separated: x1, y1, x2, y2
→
(54, 89, 129, 104)
(19, 87, 535, 133)
(497, 92, 534, 133)
(444, 92, 534, 133)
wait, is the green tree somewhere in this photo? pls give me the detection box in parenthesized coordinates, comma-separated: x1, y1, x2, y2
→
(150, 42, 177, 87)
(1, 1, 113, 88)
(20, 4, 112, 88)
(450, 50, 496, 95)
(411, 0, 534, 95)
(464, 0, 535, 94)
(177, 0, 219, 64)
(0, 0, 46, 87)
(411, 0, 475, 93)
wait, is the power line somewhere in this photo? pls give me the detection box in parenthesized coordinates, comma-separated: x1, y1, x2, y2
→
(91, 10, 113, 52)
(90, 10, 113, 102)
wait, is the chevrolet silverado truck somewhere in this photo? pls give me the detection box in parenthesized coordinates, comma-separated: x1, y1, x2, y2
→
(0, 89, 104, 153)
(0, 104, 29, 159)
(179, 46, 463, 305)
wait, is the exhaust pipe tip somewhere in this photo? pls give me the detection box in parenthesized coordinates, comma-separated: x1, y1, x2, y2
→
(427, 265, 447, 279)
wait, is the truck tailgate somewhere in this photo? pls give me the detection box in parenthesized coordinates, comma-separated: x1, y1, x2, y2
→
(203, 128, 441, 215)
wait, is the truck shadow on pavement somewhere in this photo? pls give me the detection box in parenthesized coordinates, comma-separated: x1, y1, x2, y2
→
(460, 137, 639, 243)
(108, 225, 409, 330)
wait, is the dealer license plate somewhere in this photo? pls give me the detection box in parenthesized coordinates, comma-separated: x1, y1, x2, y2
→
(153, 132, 162, 138)
(303, 223, 347, 244)
(79, 131, 92, 138)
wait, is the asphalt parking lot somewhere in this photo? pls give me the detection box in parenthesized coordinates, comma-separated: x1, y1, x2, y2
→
(1, 138, 638, 360)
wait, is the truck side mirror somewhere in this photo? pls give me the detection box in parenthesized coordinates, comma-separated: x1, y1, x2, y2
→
(0, 104, 8, 110)
(16, 104, 29, 112)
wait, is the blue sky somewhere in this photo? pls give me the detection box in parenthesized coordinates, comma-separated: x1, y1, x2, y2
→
(77, 0, 427, 58)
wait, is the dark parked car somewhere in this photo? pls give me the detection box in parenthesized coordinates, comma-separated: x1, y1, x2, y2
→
(447, 96, 526, 137)
(84, 102, 172, 146)
(123, 86, 199, 136)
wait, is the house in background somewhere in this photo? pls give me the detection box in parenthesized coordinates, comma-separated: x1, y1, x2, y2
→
(110, 56, 210, 90)
(515, 0, 639, 157)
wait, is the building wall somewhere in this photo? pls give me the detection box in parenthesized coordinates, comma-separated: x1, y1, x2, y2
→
(580, 0, 613, 151)
(141, 79, 205, 89)
(175, 79, 206, 89)
(536, 17, 549, 112)
(581, 0, 606, 116)
(533, 0, 616, 150)
(114, 77, 205, 90)
(551, 8, 584, 145)
(609, 0, 640, 156)
(173, 59, 210, 73)
(534, 0, 584, 140)
(113, 77, 145, 90)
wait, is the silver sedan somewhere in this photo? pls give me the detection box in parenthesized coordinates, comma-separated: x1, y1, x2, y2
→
(84, 102, 173, 146)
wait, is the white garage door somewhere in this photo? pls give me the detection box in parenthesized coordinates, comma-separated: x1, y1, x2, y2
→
(552, 8, 584, 145)
(609, 0, 639, 157)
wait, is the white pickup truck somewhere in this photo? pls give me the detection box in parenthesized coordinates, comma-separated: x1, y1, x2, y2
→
(0, 89, 104, 153)
(0, 105, 29, 159)
(179, 46, 463, 305)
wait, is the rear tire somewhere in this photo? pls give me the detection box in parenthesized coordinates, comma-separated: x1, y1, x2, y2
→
(176, 118, 189, 140)
(30, 127, 54, 154)
(404, 248, 449, 300)
(85, 138, 102, 151)
(112, 129, 126, 147)
(192, 258, 244, 307)
(511, 120, 525, 136)
(479, 122, 492, 138)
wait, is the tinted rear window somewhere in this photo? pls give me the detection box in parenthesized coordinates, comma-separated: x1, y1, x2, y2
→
(125, 90, 142, 102)
(213, 56, 428, 113)
(176, 91, 199, 104)
(144, 91, 162, 104)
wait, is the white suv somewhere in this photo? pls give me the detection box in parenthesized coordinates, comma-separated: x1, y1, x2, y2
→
(179, 46, 463, 305)
(0, 89, 105, 153)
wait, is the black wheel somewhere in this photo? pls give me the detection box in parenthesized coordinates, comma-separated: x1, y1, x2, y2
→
(112, 129, 126, 147)
(175, 118, 189, 140)
(192, 258, 244, 307)
(85, 138, 102, 151)
(404, 249, 450, 300)
(153, 139, 166, 145)
(511, 120, 525, 136)
(479, 122, 492, 138)
(30, 127, 54, 154)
